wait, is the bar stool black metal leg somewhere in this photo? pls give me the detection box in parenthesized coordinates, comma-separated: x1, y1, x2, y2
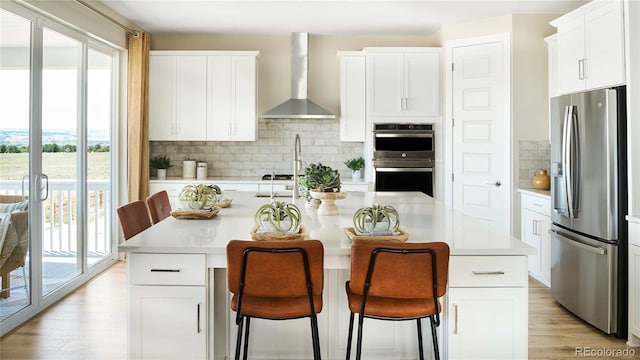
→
(417, 318, 425, 360)
(310, 314, 321, 360)
(355, 314, 365, 360)
(242, 317, 251, 360)
(234, 316, 244, 360)
(430, 316, 440, 360)
(346, 312, 355, 360)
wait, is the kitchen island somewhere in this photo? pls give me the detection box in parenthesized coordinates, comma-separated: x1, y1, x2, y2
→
(120, 191, 533, 360)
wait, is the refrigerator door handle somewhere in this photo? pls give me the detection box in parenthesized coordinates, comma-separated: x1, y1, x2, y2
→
(549, 229, 606, 255)
(564, 105, 579, 219)
(562, 105, 573, 218)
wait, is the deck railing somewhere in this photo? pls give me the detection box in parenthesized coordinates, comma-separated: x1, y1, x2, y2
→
(0, 180, 112, 255)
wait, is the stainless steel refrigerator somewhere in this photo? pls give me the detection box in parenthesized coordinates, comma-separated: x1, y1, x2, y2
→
(550, 86, 627, 338)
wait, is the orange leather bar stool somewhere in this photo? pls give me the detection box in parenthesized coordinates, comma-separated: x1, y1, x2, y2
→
(345, 240, 450, 360)
(227, 240, 324, 360)
(146, 190, 172, 224)
(116, 200, 152, 240)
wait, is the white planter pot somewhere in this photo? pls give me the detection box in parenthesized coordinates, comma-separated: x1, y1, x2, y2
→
(157, 169, 167, 179)
(351, 169, 362, 179)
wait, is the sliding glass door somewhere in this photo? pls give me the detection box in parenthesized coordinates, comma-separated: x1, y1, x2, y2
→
(0, 3, 118, 334)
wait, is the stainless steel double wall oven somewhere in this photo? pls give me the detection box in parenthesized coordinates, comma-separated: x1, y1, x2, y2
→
(372, 123, 435, 196)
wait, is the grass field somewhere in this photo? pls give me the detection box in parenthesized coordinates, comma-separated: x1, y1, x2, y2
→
(0, 152, 111, 180)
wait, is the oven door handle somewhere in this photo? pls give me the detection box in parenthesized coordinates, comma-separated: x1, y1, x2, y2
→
(375, 167, 433, 172)
(374, 133, 433, 138)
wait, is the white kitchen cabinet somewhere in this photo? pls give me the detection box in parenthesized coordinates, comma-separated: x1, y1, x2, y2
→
(447, 287, 527, 360)
(519, 190, 551, 287)
(552, 0, 625, 95)
(545, 34, 559, 99)
(149, 51, 259, 142)
(338, 52, 366, 142)
(629, 221, 640, 345)
(446, 255, 528, 360)
(128, 253, 207, 359)
(207, 54, 258, 141)
(364, 48, 441, 119)
(149, 54, 207, 141)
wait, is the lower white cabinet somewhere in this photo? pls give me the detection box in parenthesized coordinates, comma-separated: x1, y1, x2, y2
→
(629, 221, 640, 345)
(128, 253, 207, 359)
(130, 286, 206, 359)
(446, 255, 528, 360)
(519, 190, 551, 286)
(447, 287, 527, 360)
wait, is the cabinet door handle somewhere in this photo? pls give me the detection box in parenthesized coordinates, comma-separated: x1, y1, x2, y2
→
(453, 304, 459, 334)
(472, 270, 505, 275)
(196, 303, 202, 333)
(402, 97, 408, 110)
(150, 268, 182, 272)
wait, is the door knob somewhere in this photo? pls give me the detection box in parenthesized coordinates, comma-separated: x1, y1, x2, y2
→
(486, 181, 501, 187)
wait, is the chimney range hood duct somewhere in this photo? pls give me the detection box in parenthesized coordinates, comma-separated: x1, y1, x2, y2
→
(261, 33, 335, 119)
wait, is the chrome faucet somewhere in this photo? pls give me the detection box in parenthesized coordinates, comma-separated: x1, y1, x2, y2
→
(292, 134, 302, 200)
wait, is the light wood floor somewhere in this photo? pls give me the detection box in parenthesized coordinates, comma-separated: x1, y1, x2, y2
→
(0, 262, 634, 359)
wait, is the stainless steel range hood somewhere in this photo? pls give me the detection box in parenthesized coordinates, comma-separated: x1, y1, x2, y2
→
(261, 33, 335, 119)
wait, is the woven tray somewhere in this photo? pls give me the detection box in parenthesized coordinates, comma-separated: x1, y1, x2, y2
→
(343, 227, 409, 243)
(216, 198, 232, 208)
(250, 225, 306, 241)
(171, 206, 220, 219)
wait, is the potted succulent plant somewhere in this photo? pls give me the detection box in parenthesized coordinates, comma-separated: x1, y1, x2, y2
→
(150, 155, 172, 179)
(299, 163, 347, 215)
(178, 184, 217, 210)
(353, 203, 400, 235)
(300, 163, 342, 193)
(344, 156, 364, 179)
(254, 201, 302, 233)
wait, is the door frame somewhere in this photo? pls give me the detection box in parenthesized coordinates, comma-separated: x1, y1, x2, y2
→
(443, 33, 511, 235)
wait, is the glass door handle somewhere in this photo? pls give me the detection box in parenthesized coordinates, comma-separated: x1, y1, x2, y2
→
(39, 173, 49, 201)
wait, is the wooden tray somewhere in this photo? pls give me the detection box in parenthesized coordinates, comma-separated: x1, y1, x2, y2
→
(216, 198, 232, 208)
(250, 225, 306, 241)
(171, 206, 220, 219)
(343, 227, 409, 243)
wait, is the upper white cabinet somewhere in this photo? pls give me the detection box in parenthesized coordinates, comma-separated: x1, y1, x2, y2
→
(551, 0, 625, 95)
(149, 51, 259, 142)
(149, 55, 207, 141)
(207, 55, 258, 141)
(364, 48, 441, 119)
(545, 34, 559, 99)
(338, 52, 366, 142)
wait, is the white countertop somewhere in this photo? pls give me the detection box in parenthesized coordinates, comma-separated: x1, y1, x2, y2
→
(517, 188, 551, 198)
(119, 192, 534, 264)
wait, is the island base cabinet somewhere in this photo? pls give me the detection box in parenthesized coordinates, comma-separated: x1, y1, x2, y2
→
(447, 287, 528, 360)
(130, 286, 207, 359)
(630, 243, 640, 345)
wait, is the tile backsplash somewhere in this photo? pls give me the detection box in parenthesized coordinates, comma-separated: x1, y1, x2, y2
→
(150, 119, 364, 178)
(518, 140, 551, 189)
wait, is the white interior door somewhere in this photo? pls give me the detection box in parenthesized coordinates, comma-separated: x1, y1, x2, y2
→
(450, 36, 510, 233)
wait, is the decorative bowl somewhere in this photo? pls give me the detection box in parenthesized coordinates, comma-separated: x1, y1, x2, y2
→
(309, 191, 348, 216)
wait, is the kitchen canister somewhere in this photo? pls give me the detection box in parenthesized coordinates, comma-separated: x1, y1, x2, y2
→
(532, 169, 550, 190)
(196, 162, 208, 179)
(182, 159, 197, 179)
